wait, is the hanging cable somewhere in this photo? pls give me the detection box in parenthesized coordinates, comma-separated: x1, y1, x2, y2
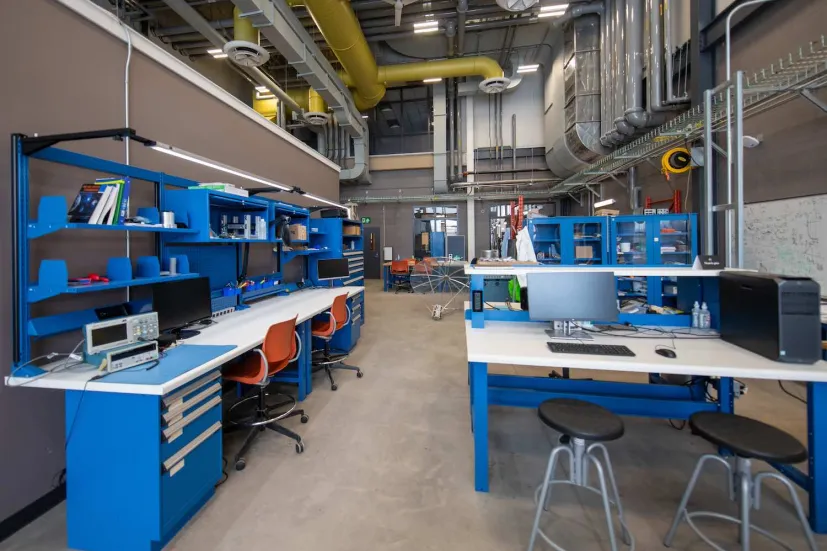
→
(119, 1, 134, 300)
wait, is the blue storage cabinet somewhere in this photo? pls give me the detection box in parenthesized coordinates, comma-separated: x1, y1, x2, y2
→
(162, 189, 271, 244)
(528, 216, 609, 265)
(609, 214, 698, 323)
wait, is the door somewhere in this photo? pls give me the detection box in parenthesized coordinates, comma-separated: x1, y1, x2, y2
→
(364, 226, 381, 279)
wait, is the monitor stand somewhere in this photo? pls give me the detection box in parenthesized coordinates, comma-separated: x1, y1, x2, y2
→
(544, 321, 593, 341)
(176, 329, 201, 340)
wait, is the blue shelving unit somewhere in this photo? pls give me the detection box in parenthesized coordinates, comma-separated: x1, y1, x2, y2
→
(527, 216, 609, 265)
(609, 213, 698, 322)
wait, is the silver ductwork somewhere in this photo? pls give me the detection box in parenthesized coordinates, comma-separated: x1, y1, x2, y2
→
(545, 13, 608, 178)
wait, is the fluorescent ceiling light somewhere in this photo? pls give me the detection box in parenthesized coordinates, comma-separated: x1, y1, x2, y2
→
(207, 48, 223, 54)
(594, 198, 616, 208)
(538, 10, 566, 17)
(255, 86, 268, 93)
(540, 3, 569, 11)
(255, 92, 275, 100)
(414, 27, 440, 34)
(517, 64, 540, 73)
(362, 115, 369, 118)
(413, 20, 439, 29)
(212, 53, 229, 59)
(304, 193, 348, 209)
(423, 77, 443, 83)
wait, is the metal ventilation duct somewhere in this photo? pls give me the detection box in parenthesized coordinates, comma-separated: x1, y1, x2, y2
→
(545, 14, 607, 178)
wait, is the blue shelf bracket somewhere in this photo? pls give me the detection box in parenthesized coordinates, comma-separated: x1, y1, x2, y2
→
(28, 260, 69, 303)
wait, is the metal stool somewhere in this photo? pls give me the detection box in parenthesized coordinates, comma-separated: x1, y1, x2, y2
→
(528, 399, 634, 551)
(664, 411, 817, 551)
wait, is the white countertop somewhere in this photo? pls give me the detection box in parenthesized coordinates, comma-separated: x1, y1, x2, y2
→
(465, 265, 728, 277)
(6, 287, 364, 395)
(466, 320, 827, 383)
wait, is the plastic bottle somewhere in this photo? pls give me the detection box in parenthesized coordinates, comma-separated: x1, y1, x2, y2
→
(700, 302, 711, 329)
(691, 301, 700, 328)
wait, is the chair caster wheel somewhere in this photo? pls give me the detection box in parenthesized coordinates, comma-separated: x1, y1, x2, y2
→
(356, 371, 364, 378)
(301, 414, 309, 423)
(331, 384, 338, 391)
(235, 459, 246, 471)
(295, 442, 305, 454)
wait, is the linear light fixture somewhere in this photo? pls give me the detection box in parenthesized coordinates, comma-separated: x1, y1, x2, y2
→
(413, 20, 439, 28)
(149, 142, 348, 210)
(255, 86, 268, 93)
(423, 77, 443, 83)
(207, 48, 223, 54)
(414, 27, 440, 34)
(594, 198, 616, 208)
(538, 3, 568, 17)
(517, 64, 540, 73)
(255, 91, 275, 100)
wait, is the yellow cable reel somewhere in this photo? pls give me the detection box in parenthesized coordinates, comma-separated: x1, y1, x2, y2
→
(661, 147, 692, 180)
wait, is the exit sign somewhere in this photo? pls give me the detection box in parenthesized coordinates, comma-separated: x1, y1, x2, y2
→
(361, 217, 371, 224)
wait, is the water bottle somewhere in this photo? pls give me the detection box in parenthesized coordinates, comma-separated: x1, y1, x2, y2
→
(691, 301, 700, 328)
(700, 302, 711, 329)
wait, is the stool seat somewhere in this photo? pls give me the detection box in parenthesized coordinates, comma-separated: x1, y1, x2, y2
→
(689, 412, 807, 464)
(538, 399, 624, 442)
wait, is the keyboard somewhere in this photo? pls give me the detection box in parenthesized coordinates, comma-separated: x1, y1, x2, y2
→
(547, 342, 636, 357)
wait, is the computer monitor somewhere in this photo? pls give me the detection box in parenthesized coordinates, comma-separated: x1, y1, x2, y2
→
(151, 277, 213, 338)
(317, 258, 349, 281)
(527, 272, 618, 340)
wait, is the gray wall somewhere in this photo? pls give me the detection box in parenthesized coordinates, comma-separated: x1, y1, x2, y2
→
(0, 0, 339, 523)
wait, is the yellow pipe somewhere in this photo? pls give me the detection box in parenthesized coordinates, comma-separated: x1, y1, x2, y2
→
(289, 0, 385, 111)
(233, 7, 259, 44)
(308, 88, 326, 113)
(339, 58, 505, 88)
(253, 88, 328, 119)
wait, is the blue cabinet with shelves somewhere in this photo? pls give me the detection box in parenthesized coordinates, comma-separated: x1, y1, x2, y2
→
(309, 218, 364, 288)
(528, 216, 608, 265)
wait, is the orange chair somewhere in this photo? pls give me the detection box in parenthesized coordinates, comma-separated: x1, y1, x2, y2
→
(312, 293, 363, 391)
(390, 260, 413, 293)
(224, 316, 307, 469)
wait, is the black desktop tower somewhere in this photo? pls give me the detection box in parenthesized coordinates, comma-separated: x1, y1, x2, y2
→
(719, 271, 821, 364)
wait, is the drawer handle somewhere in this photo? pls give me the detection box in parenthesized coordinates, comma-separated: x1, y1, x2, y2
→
(353, 314, 362, 323)
(163, 382, 222, 423)
(162, 371, 220, 408)
(163, 395, 222, 440)
(163, 421, 221, 473)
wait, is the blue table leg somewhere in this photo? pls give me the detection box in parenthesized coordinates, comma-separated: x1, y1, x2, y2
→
(470, 275, 485, 329)
(296, 323, 307, 402)
(718, 377, 734, 414)
(383, 265, 390, 292)
(471, 361, 489, 492)
(808, 382, 827, 533)
(302, 321, 312, 398)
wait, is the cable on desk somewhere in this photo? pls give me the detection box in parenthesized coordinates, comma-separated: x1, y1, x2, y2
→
(778, 381, 806, 404)
(7, 338, 87, 388)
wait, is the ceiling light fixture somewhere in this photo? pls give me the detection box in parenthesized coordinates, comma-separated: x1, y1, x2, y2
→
(255, 86, 268, 93)
(207, 48, 223, 54)
(255, 92, 275, 100)
(538, 3, 568, 17)
(594, 198, 616, 208)
(517, 64, 540, 73)
(212, 53, 229, 59)
(413, 20, 439, 28)
(414, 27, 440, 34)
(362, 115, 369, 119)
(423, 77, 443, 83)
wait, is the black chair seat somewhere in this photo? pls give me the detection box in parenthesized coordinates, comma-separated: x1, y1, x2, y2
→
(538, 399, 624, 442)
(689, 412, 807, 464)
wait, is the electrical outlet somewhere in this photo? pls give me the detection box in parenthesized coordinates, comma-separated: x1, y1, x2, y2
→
(734, 379, 748, 398)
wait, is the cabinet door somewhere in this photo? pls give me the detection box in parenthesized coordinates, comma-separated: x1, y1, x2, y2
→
(654, 216, 693, 266)
(572, 220, 605, 265)
(613, 217, 649, 265)
(529, 220, 562, 264)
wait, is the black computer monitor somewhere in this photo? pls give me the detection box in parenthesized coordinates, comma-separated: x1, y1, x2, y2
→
(527, 272, 618, 340)
(317, 258, 349, 281)
(151, 277, 213, 337)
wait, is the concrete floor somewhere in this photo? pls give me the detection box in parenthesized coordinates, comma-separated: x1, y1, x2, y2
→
(2, 280, 824, 551)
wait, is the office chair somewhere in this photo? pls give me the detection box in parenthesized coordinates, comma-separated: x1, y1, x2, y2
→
(312, 293, 363, 391)
(224, 316, 308, 469)
(391, 259, 413, 293)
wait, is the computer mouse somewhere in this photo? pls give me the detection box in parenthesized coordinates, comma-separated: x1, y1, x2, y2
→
(656, 348, 677, 359)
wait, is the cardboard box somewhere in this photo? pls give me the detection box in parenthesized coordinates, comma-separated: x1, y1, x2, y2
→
(595, 208, 620, 216)
(343, 225, 361, 236)
(575, 245, 594, 259)
(289, 224, 307, 241)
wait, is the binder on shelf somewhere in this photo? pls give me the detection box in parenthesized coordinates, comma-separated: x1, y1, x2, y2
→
(67, 183, 106, 223)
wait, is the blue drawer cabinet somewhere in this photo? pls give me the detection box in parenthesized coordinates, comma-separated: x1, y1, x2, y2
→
(330, 291, 364, 353)
(65, 370, 223, 551)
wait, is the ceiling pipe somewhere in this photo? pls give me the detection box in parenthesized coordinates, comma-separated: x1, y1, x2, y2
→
(343, 189, 565, 203)
(446, 19, 457, 57)
(457, 0, 468, 55)
(160, 0, 303, 113)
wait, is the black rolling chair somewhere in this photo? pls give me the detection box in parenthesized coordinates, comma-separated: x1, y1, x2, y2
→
(664, 411, 817, 550)
(528, 399, 634, 551)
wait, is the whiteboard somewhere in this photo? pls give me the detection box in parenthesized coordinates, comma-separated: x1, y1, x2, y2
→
(743, 194, 827, 290)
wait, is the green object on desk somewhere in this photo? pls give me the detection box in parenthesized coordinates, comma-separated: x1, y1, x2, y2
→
(508, 278, 521, 303)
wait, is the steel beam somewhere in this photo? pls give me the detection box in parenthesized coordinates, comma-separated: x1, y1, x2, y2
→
(691, 0, 716, 252)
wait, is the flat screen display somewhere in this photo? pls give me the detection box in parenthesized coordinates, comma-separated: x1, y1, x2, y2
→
(317, 258, 349, 281)
(151, 277, 212, 333)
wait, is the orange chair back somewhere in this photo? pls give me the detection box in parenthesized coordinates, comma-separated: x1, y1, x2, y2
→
(391, 260, 410, 275)
(262, 316, 298, 375)
(331, 294, 349, 330)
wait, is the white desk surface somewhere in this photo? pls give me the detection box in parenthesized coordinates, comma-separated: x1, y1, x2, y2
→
(466, 320, 827, 383)
(6, 287, 364, 395)
(465, 265, 729, 277)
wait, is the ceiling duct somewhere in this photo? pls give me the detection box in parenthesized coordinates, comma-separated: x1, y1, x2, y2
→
(495, 0, 539, 11)
(545, 13, 608, 177)
(224, 7, 270, 67)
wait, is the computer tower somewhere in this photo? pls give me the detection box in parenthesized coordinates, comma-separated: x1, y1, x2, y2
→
(719, 271, 821, 364)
